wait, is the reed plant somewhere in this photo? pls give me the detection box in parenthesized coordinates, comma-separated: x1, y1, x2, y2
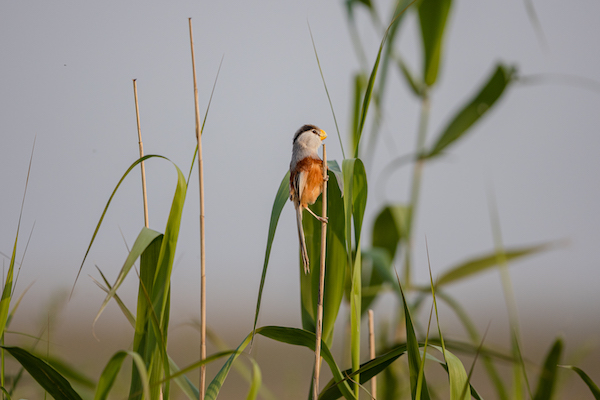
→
(1, 1, 599, 399)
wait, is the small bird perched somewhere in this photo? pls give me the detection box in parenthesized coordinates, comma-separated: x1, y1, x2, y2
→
(289, 124, 328, 273)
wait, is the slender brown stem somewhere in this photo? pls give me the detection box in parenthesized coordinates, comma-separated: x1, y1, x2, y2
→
(188, 18, 206, 400)
(132, 79, 149, 228)
(313, 144, 328, 399)
(368, 309, 376, 399)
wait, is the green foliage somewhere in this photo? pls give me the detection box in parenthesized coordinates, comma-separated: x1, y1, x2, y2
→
(427, 63, 516, 158)
(560, 365, 600, 399)
(2, 346, 83, 400)
(301, 166, 347, 344)
(417, 0, 452, 86)
(533, 338, 563, 400)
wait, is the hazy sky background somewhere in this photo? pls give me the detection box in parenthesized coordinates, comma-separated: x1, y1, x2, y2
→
(1, 0, 599, 372)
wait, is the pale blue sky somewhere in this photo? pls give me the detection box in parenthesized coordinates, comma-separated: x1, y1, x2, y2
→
(1, 0, 599, 366)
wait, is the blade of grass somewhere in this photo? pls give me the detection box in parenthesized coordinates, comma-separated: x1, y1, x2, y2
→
(395, 270, 431, 400)
(132, 79, 149, 228)
(252, 171, 290, 340)
(434, 242, 555, 287)
(559, 365, 600, 399)
(353, 1, 417, 158)
(426, 64, 515, 158)
(308, 24, 345, 159)
(532, 338, 562, 400)
(2, 346, 83, 400)
(188, 18, 207, 400)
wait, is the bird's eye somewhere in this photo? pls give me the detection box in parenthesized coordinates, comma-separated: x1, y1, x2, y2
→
(312, 129, 317, 134)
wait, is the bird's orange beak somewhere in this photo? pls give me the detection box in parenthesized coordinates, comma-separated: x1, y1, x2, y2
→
(319, 129, 327, 141)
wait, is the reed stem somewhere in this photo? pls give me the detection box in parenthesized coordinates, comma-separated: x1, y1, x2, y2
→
(368, 309, 376, 399)
(312, 144, 328, 400)
(132, 79, 149, 228)
(188, 18, 206, 400)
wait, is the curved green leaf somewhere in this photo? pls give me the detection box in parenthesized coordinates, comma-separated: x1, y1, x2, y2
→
(3, 346, 83, 400)
(252, 171, 290, 337)
(372, 204, 408, 261)
(94, 227, 162, 325)
(398, 281, 431, 400)
(207, 326, 356, 400)
(560, 365, 600, 399)
(95, 351, 150, 400)
(435, 242, 552, 286)
(418, 0, 452, 86)
(533, 338, 563, 400)
(301, 169, 347, 345)
(319, 343, 407, 400)
(430, 345, 469, 400)
(427, 63, 516, 158)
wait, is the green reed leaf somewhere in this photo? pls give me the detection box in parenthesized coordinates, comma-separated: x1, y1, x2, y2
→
(3, 346, 83, 400)
(301, 169, 347, 345)
(207, 326, 356, 400)
(252, 171, 290, 338)
(417, 0, 452, 86)
(95, 351, 149, 400)
(427, 64, 516, 158)
(533, 338, 563, 400)
(560, 365, 600, 399)
(435, 242, 552, 286)
(398, 280, 431, 400)
(319, 343, 408, 400)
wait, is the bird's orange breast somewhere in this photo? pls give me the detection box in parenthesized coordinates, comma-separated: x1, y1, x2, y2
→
(293, 157, 324, 207)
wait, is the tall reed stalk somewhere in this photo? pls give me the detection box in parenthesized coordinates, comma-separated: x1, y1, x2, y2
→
(188, 18, 207, 400)
(132, 79, 149, 229)
(312, 144, 328, 399)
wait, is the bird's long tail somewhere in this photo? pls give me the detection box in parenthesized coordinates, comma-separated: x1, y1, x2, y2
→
(296, 205, 310, 274)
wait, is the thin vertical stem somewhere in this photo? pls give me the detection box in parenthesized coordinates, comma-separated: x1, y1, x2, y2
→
(133, 79, 149, 228)
(368, 309, 376, 399)
(313, 144, 328, 400)
(404, 92, 430, 287)
(189, 18, 206, 400)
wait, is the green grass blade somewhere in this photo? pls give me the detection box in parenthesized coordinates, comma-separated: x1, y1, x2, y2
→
(95, 350, 150, 400)
(397, 278, 431, 400)
(0, 387, 11, 400)
(559, 365, 600, 399)
(252, 171, 290, 338)
(360, 248, 391, 315)
(427, 64, 516, 158)
(2, 346, 83, 400)
(94, 227, 162, 325)
(342, 158, 368, 395)
(319, 343, 408, 400)
(300, 169, 347, 344)
(308, 22, 345, 159)
(532, 338, 563, 400)
(435, 291, 509, 400)
(430, 345, 470, 400)
(417, 0, 452, 86)
(372, 204, 408, 261)
(168, 357, 199, 400)
(353, 2, 416, 157)
(257, 326, 356, 400)
(93, 267, 136, 327)
(435, 242, 553, 286)
(207, 326, 356, 400)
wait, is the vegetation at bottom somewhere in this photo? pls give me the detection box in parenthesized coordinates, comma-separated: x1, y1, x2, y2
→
(1, 1, 599, 399)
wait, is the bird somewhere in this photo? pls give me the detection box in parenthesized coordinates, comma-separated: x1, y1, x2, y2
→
(289, 124, 328, 273)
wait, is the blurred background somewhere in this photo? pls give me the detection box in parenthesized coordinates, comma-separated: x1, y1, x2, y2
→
(1, 0, 599, 398)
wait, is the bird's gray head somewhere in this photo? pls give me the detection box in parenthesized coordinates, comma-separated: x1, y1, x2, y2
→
(292, 124, 327, 151)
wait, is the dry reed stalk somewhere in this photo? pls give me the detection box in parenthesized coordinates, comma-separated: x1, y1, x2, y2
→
(312, 144, 328, 400)
(188, 18, 207, 400)
(132, 79, 149, 228)
(368, 309, 377, 399)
